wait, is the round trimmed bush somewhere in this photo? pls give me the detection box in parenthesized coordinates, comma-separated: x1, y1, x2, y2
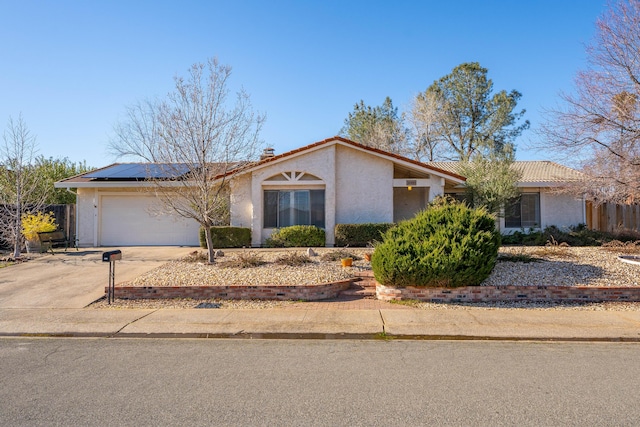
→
(371, 199, 500, 288)
(264, 225, 325, 247)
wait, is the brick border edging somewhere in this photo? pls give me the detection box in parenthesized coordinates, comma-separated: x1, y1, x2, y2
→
(355, 270, 640, 303)
(109, 279, 353, 301)
(376, 284, 640, 303)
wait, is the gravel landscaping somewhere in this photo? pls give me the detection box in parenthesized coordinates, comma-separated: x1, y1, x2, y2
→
(89, 246, 640, 311)
(489, 246, 640, 288)
(123, 248, 371, 287)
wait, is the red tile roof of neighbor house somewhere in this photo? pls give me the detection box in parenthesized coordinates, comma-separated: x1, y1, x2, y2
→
(427, 160, 584, 184)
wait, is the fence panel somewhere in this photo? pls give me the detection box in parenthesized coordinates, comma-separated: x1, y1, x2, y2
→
(588, 202, 640, 233)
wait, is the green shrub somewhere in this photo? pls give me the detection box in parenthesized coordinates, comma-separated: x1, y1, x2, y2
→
(501, 229, 547, 246)
(200, 227, 251, 249)
(264, 225, 325, 248)
(371, 200, 501, 288)
(500, 224, 638, 247)
(334, 223, 395, 247)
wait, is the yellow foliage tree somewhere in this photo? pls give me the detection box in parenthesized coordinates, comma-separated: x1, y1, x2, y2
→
(21, 212, 57, 241)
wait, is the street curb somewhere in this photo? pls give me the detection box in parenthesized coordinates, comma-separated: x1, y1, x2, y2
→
(3, 332, 640, 342)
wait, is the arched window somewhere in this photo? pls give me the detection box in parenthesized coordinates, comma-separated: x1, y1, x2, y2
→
(263, 171, 325, 228)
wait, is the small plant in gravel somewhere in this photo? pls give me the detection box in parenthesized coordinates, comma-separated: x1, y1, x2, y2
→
(530, 240, 574, 258)
(219, 252, 266, 268)
(182, 251, 209, 263)
(274, 252, 314, 266)
(320, 250, 362, 262)
(602, 240, 640, 254)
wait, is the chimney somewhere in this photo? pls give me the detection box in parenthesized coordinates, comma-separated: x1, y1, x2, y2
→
(260, 147, 275, 160)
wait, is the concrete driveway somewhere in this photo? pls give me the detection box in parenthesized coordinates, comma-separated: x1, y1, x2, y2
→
(0, 247, 197, 309)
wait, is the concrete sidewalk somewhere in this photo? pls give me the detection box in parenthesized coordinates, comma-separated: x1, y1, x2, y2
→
(2, 306, 639, 341)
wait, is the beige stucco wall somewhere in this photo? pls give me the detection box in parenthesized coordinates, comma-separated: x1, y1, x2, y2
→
(498, 187, 586, 232)
(76, 188, 96, 247)
(540, 190, 585, 229)
(335, 144, 394, 225)
(244, 145, 337, 246)
(229, 173, 253, 229)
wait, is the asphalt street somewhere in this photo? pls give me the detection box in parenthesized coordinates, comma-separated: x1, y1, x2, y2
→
(1, 338, 639, 426)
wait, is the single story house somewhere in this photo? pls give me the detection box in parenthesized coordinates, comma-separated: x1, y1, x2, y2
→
(55, 136, 586, 247)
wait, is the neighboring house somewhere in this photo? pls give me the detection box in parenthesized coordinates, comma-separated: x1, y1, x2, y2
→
(428, 161, 587, 233)
(55, 136, 586, 247)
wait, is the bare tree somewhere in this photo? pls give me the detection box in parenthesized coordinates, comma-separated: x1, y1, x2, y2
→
(110, 58, 265, 262)
(407, 91, 445, 161)
(539, 0, 640, 204)
(0, 115, 46, 258)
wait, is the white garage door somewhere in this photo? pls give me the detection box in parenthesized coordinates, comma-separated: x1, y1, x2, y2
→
(100, 195, 200, 246)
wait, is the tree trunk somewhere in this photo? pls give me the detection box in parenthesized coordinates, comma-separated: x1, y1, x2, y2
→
(13, 204, 21, 259)
(204, 226, 215, 263)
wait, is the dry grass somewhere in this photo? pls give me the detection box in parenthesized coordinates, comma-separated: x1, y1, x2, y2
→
(182, 250, 209, 263)
(274, 252, 314, 266)
(320, 249, 362, 261)
(601, 240, 640, 254)
(218, 252, 266, 268)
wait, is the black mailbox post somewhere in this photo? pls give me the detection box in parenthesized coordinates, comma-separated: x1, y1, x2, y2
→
(102, 250, 122, 262)
(102, 250, 122, 304)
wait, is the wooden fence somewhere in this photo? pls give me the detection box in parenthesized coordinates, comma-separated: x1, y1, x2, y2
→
(586, 201, 640, 233)
(47, 204, 76, 241)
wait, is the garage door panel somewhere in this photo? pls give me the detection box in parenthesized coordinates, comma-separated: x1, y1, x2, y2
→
(100, 195, 200, 246)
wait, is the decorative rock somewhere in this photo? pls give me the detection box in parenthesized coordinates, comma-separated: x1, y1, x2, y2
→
(214, 250, 225, 257)
(307, 248, 317, 257)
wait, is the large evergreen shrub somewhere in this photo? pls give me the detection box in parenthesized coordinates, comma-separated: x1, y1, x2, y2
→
(264, 225, 325, 247)
(371, 199, 500, 287)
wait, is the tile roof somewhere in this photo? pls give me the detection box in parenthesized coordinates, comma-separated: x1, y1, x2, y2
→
(218, 136, 467, 181)
(427, 160, 584, 184)
(57, 138, 579, 187)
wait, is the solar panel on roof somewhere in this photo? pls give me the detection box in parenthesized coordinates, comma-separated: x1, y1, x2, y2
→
(84, 163, 193, 179)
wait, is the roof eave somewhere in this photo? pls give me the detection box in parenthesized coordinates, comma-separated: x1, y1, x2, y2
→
(217, 136, 466, 183)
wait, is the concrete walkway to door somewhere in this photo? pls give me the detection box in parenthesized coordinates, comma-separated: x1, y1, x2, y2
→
(0, 247, 197, 309)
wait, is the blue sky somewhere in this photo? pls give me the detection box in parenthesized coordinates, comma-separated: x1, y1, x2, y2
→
(1, 0, 607, 167)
